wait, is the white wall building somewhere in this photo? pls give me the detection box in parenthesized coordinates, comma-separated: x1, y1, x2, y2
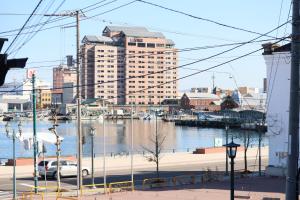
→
(262, 43, 292, 174)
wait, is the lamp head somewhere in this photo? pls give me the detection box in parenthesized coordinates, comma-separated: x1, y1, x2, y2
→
(90, 127, 95, 136)
(223, 137, 240, 159)
(18, 121, 22, 131)
(5, 122, 10, 136)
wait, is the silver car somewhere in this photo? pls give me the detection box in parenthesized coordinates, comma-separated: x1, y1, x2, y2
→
(38, 160, 90, 179)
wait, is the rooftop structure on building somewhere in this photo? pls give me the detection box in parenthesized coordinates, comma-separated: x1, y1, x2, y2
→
(81, 26, 178, 105)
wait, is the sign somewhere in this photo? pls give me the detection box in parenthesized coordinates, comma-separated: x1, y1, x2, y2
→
(27, 69, 36, 79)
(129, 37, 143, 43)
(214, 138, 223, 147)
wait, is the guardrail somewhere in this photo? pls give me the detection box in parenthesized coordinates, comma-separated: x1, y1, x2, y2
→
(80, 183, 106, 196)
(108, 181, 134, 194)
(21, 192, 44, 200)
(21, 185, 69, 200)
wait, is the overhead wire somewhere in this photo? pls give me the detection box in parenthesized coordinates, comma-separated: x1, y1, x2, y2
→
(10, 0, 67, 57)
(98, 37, 287, 103)
(6, 37, 283, 71)
(136, 0, 282, 39)
(265, 0, 292, 113)
(0, 0, 129, 37)
(5, 0, 44, 54)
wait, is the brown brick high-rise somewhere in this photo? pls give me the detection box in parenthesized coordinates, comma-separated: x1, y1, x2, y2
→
(81, 26, 178, 105)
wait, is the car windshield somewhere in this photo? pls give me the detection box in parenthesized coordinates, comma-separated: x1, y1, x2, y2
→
(51, 161, 67, 166)
(38, 161, 48, 166)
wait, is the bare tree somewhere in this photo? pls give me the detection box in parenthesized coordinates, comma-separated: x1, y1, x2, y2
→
(238, 130, 255, 173)
(142, 112, 166, 179)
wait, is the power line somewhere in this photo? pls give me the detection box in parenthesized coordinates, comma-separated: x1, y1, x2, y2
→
(2, 35, 288, 93)
(7, 37, 281, 70)
(87, 37, 288, 103)
(0, 0, 131, 36)
(5, 0, 44, 54)
(5, 37, 286, 113)
(136, 0, 282, 39)
(265, 0, 292, 113)
(10, 0, 67, 56)
(2, 20, 290, 93)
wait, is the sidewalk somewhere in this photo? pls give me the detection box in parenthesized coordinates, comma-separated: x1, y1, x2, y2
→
(25, 176, 287, 200)
(0, 147, 268, 178)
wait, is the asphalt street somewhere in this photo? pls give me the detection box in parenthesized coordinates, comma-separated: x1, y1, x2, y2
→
(0, 157, 267, 197)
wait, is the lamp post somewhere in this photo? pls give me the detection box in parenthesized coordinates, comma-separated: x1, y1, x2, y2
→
(225, 124, 229, 175)
(90, 127, 96, 188)
(5, 121, 22, 200)
(48, 123, 62, 193)
(223, 138, 240, 200)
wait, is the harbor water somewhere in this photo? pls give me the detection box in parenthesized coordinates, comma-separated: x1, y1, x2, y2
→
(0, 119, 268, 158)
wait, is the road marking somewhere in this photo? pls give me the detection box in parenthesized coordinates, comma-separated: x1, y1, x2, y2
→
(19, 183, 34, 188)
(0, 191, 11, 200)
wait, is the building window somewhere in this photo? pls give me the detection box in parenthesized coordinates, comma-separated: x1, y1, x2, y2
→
(157, 44, 164, 48)
(128, 42, 136, 46)
(137, 43, 146, 47)
(147, 43, 155, 48)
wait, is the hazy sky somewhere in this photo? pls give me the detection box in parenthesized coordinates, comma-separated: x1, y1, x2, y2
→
(0, 0, 291, 91)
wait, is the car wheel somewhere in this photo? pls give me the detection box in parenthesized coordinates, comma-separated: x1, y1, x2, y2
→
(82, 169, 88, 177)
(53, 171, 61, 180)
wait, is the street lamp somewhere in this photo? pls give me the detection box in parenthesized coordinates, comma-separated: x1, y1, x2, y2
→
(89, 127, 96, 188)
(225, 124, 229, 175)
(223, 138, 240, 200)
(5, 122, 22, 200)
(48, 123, 62, 193)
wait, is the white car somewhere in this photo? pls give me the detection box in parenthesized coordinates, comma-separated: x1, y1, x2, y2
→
(38, 160, 90, 179)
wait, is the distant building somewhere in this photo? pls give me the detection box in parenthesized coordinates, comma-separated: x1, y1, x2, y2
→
(180, 92, 221, 111)
(220, 95, 239, 110)
(36, 88, 52, 109)
(241, 93, 266, 111)
(52, 65, 77, 104)
(238, 86, 259, 95)
(81, 26, 178, 105)
(262, 42, 292, 175)
(0, 82, 23, 95)
(190, 87, 211, 94)
(0, 78, 51, 112)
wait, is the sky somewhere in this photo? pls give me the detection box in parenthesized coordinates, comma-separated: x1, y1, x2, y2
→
(0, 0, 292, 91)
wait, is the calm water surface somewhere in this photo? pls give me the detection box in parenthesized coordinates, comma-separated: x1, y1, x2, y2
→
(0, 119, 268, 158)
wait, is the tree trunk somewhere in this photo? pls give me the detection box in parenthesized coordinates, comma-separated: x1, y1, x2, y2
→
(244, 148, 247, 172)
(156, 160, 159, 179)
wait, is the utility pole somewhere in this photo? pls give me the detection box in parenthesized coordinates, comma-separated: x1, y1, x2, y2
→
(75, 10, 83, 191)
(44, 10, 83, 191)
(225, 123, 229, 175)
(103, 100, 107, 193)
(131, 99, 134, 190)
(12, 129, 16, 200)
(48, 119, 61, 193)
(32, 73, 38, 193)
(286, 0, 300, 199)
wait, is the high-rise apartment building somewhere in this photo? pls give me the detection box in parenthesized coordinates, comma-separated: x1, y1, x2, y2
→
(81, 26, 178, 105)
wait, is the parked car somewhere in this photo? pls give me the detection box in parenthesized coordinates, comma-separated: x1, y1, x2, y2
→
(38, 160, 90, 179)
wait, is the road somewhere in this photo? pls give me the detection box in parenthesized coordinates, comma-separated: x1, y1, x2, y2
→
(0, 156, 267, 196)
